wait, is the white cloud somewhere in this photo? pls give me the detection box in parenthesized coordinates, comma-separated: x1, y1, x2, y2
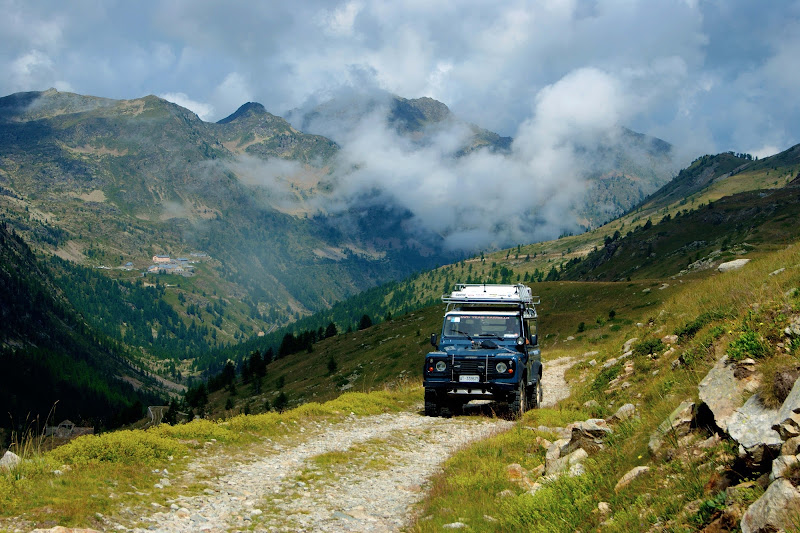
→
(212, 72, 253, 118)
(160, 92, 215, 120)
(319, 1, 363, 36)
(10, 50, 55, 91)
(752, 145, 781, 160)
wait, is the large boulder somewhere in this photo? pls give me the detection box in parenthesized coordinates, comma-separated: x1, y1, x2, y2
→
(728, 394, 782, 466)
(741, 478, 800, 533)
(718, 259, 751, 272)
(699, 355, 748, 433)
(649, 400, 695, 455)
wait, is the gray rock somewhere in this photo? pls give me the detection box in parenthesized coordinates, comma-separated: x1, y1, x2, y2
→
(782, 436, 800, 456)
(729, 394, 782, 465)
(774, 412, 800, 441)
(443, 522, 468, 529)
(770, 454, 799, 482)
(785, 316, 800, 338)
(661, 334, 678, 345)
(563, 419, 612, 455)
(622, 338, 638, 353)
(741, 478, 800, 533)
(0, 450, 21, 471)
(546, 448, 588, 476)
(614, 466, 650, 492)
(649, 400, 695, 455)
(773, 377, 800, 439)
(718, 259, 751, 272)
(698, 355, 745, 433)
(602, 357, 618, 369)
(546, 438, 569, 465)
(608, 403, 636, 423)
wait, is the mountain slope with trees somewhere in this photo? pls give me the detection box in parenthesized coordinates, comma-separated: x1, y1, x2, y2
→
(0, 221, 163, 438)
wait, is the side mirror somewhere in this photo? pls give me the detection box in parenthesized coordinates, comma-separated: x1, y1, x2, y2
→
(530, 334, 538, 346)
(430, 333, 438, 348)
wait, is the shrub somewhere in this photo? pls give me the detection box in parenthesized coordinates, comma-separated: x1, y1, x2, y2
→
(155, 418, 235, 443)
(49, 430, 186, 466)
(632, 338, 665, 357)
(727, 329, 768, 361)
(591, 361, 624, 393)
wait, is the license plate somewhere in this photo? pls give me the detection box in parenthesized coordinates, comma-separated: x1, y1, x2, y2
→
(459, 375, 480, 383)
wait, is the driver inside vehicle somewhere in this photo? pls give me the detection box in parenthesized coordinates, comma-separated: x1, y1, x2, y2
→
(504, 318, 520, 338)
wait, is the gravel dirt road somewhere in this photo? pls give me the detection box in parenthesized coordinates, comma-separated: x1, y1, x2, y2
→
(108, 356, 577, 532)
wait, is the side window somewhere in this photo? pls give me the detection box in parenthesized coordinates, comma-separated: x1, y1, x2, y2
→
(525, 319, 538, 343)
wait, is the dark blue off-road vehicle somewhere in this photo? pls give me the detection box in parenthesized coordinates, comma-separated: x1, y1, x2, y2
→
(423, 283, 542, 418)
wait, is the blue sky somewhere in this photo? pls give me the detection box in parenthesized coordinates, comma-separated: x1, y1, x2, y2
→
(3, 0, 798, 159)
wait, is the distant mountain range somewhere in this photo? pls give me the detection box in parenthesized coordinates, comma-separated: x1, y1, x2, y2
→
(0, 88, 677, 330)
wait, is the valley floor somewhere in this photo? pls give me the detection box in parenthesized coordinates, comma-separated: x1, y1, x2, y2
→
(98, 358, 575, 533)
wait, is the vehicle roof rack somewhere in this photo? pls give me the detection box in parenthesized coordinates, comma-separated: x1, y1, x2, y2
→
(442, 283, 539, 318)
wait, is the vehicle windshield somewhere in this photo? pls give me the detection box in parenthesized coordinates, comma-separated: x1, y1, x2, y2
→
(443, 314, 521, 339)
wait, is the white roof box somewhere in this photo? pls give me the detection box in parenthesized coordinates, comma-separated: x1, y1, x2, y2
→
(443, 283, 537, 305)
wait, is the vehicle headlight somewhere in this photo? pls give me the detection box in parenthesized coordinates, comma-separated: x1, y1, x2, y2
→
(495, 362, 508, 373)
(435, 361, 447, 372)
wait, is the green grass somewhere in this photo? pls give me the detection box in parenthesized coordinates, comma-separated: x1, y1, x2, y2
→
(0, 382, 418, 529)
(409, 240, 800, 532)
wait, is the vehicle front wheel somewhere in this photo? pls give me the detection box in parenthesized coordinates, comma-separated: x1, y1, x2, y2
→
(424, 389, 441, 417)
(510, 379, 528, 418)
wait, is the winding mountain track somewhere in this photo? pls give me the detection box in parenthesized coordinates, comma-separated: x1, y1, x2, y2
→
(114, 357, 576, 533)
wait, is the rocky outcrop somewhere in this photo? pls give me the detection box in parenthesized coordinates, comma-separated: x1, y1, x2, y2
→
(542, 409, 634, 477)
(698, 355, 749, 433)
(728, 394, 782, 466)
(741, 479, 800, 533)
(649, 400, 695, 455)
(773, 377, 800, 440)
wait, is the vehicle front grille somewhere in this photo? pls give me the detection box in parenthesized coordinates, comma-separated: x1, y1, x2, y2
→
(453, 359, 485, 375)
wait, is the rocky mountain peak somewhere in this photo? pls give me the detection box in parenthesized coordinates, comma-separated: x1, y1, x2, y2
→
(217, 102, 269, 124)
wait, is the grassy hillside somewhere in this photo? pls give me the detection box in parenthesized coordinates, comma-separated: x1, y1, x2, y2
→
(3, 138, 800, 529)
(4, 240, 797, 531)
(409, 242, 800, 531)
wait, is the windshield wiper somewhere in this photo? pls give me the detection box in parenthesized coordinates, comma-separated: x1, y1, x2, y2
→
(452, 329, 473, 340)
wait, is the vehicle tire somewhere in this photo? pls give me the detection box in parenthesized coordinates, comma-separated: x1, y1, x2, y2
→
(536, 378, 544, 408)
(424, 389, 440, 417)
(528, 379, 543, 409)
(510, 379, 527, 418)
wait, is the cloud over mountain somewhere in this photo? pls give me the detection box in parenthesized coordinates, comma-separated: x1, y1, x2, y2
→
(1, 0, 798, 161)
